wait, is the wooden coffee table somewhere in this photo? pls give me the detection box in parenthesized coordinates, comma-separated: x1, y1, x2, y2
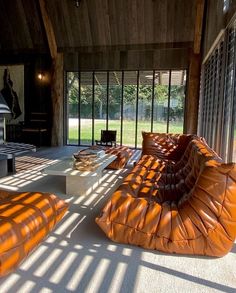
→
(42, 154, 117, 196)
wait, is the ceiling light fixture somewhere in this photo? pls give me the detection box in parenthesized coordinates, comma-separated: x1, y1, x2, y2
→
(37, 72, 44, 81)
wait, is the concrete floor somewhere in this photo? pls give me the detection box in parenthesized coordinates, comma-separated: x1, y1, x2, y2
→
(0, 147, 235, 293)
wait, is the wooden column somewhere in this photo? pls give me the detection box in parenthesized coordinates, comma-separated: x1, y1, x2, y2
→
(51, 53, 64, 146)
(185, 51, 201, 134)
(39, 0, 64, 146)
(185, 0, 205, 134)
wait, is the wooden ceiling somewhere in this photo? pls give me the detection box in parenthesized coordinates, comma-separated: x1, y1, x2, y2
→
(0, 0, 197, 54)
(0, 0, 47, 52)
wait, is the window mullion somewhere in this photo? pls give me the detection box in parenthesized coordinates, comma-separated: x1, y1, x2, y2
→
(92, 71, 95, 145)
(120, 71, 124, 146)
(106, 71, 109, 130)
(78, 71, 81, 145)
(167, 70, 171, 133)
(151, 70, 155, 132)
(135, 71, 139, 148)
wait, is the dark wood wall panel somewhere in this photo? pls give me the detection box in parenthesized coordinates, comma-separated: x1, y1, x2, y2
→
(64, 49, 189, 71)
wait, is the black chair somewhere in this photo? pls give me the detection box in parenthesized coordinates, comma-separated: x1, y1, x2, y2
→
(21, 112, 49, 147)
(95, 130, 117, 147)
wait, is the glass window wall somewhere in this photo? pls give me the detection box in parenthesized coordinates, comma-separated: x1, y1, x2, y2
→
(66, 70, 186, 148)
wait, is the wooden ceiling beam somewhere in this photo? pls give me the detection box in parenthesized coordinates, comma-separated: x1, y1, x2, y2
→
(184, 0, 205, 134)
(193, 0, 205, 54)
(39, 0, 57, 58)
(39, 0, 64, 146)
(58, 42, 194, 53)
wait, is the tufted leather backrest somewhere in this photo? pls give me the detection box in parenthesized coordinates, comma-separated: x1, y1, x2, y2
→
(142, 132, 198, 161)
(168, 138, 221, 172)
(120, 139, 215, 202)
(154, 139, 220, 202)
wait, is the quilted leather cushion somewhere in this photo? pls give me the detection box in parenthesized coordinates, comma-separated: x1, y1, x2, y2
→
(142, 132, 198, 161)
(0, 190, 68, 276)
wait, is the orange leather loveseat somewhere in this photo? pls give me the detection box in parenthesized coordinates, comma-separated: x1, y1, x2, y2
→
(96, 132, 236, 257)
(0, 190, 68, 276)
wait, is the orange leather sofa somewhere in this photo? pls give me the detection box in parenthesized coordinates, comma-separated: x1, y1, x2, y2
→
(105, 146, 133, 169)
(96, 132, 236, 257)
(91, 145, 133, 169)
(0, 190, 68, 276)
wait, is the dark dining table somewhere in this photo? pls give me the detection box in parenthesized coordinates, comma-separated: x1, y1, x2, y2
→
(0, 142, 36, 174)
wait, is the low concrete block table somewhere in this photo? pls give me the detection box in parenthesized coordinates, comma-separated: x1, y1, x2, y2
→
(42, 154, 117, 196)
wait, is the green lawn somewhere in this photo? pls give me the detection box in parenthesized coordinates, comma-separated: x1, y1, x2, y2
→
(68, 119, 183, 147)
